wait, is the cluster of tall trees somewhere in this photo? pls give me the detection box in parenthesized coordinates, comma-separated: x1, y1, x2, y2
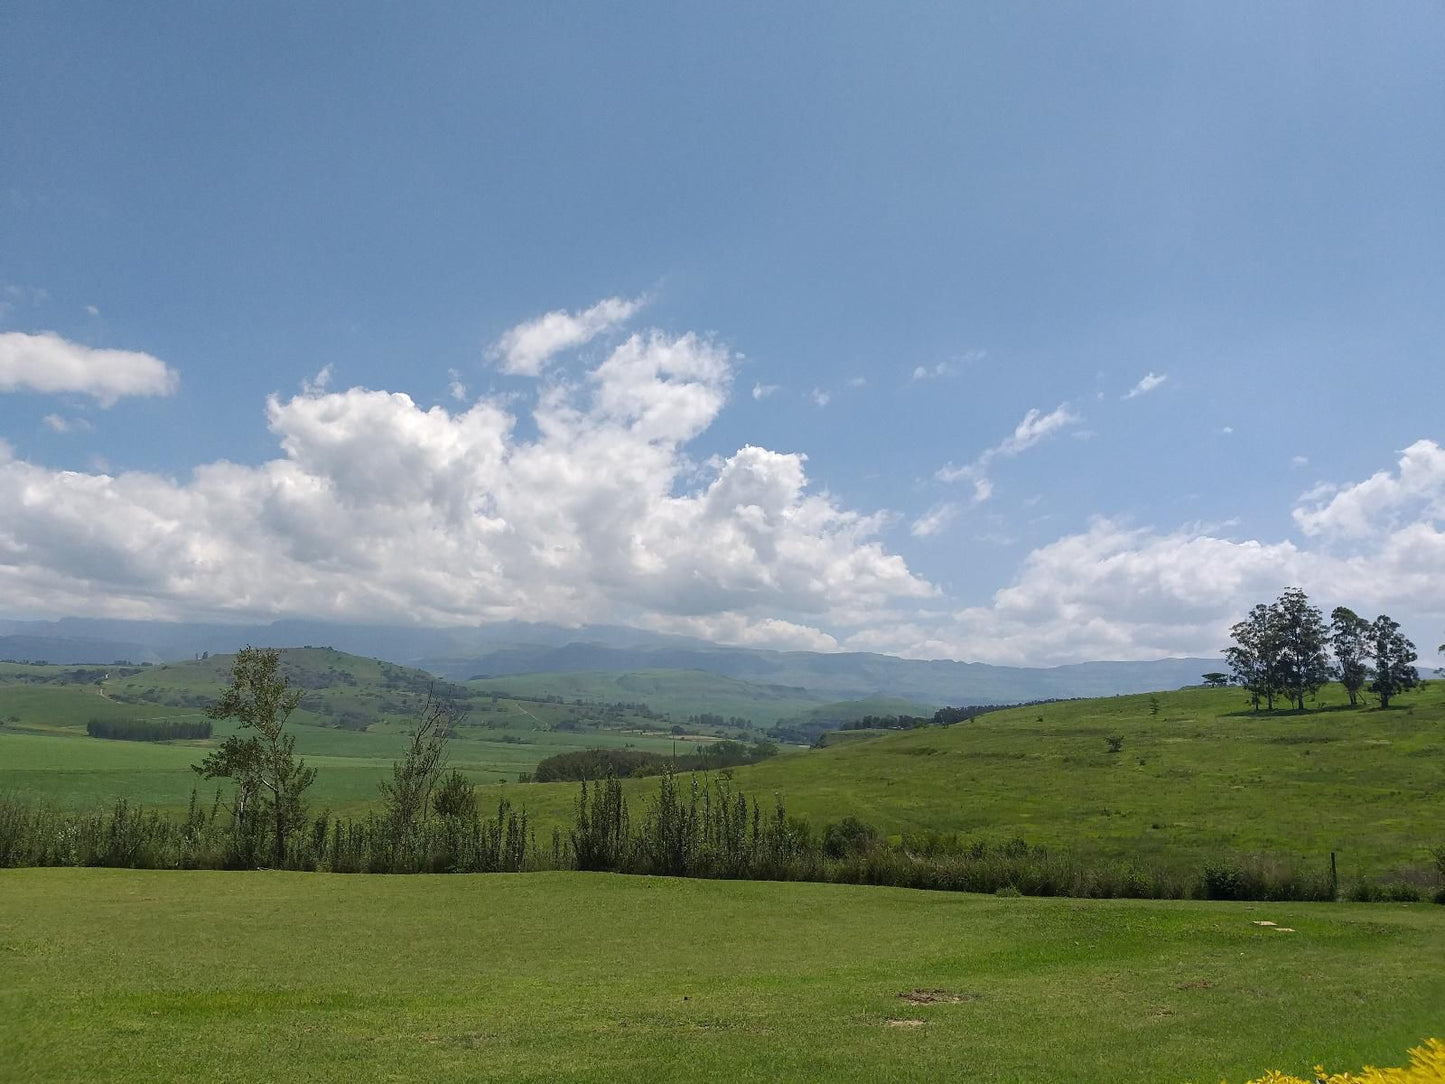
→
(1225, 588, 1420, 710)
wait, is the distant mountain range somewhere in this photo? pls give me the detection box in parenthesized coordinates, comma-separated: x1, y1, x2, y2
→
(0, 617, 1220, 706)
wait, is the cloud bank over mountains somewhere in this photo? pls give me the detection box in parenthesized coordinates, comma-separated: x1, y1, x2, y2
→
(0, 317, 931, 653)
(0, 308, 1441, 666)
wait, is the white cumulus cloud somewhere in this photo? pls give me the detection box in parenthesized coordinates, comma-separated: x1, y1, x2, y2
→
(0, 331, 179, 406)
(0, 325, 934, 652)
(1293, 439, 1445, 540)
(490, 296, 644, 376)
(846, 445, 1445, 665)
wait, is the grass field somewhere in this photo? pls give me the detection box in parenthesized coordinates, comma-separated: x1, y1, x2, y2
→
(470, 682, 1445, 880)
(2, 868, 1441, 1083)
(463, 668, 829, 725)
(6, 665, 1443, 880)
(0, 665, 701, 814)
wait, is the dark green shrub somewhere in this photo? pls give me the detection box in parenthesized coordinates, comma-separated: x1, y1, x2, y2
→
(823, 816, 880, 859)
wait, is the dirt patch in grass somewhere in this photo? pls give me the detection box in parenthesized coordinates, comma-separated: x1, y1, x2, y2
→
(898, 989, 978, 1005)
(886, 1018, 926, 1028)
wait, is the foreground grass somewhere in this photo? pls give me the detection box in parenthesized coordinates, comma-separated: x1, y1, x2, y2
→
(2, 869, 1442, 1082)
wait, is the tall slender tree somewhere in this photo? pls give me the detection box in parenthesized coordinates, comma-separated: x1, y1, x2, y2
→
(195, 647, 315, 865)
(1369, 615, 1418, 708)
(1225, 603, 1284, 711)
(1274, 588, 1330, 710)
(1329, 605, 1373, 708)
(380, 687, 465, 836)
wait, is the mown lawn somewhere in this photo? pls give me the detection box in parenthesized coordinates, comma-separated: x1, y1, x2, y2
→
(1, 868, 1441, 1082)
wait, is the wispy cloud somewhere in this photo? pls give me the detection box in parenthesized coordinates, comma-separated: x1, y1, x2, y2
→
(302, 364, 333, 395)
(1123, 371, 1167, 399)
(42, 413, 92, 434)
(490, 296, 644, 376)
(752, 381, 779, 400)
(910, 501, 958, 538)
(810, 387, 831, 408)
(447, 368, 468, 402)
(911, 361, 953, 381)
(935, 403, 1080, 503)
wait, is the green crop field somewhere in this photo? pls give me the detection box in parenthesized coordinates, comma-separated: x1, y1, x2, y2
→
(2, 868, 1440, 1083)
(0, 651, 707, 814)
(469, 682, 1445, 880)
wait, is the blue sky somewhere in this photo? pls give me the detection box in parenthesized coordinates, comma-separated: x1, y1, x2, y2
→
(2, 2, 1442, 664)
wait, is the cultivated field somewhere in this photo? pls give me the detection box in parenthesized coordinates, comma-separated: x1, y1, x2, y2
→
(2, 868, 1441, 1083)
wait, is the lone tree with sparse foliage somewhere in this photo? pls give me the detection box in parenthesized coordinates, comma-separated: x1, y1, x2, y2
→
(195, 647, 315, 865)
(380, 687, 466, 835)
(1369, 615, 1418, 709)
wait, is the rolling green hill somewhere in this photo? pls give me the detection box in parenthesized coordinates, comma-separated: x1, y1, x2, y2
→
(475, 682, 1445, 879)
(0, 650, 715, 812)
(8, 653, 1443, 882)
(463, 668, 826, 726)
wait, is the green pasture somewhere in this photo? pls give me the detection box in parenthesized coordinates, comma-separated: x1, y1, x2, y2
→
(464, 668, 826, 726)
(6, 665, 1443, 880)
(0, 677, 693, 813)
(472, 682, 1445, 878)
(2, 868, 1441, 1083)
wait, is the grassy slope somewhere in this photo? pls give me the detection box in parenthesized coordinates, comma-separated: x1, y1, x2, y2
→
(475, 683, 1445, 877)
(2, 868, 1441, 1083)
(0, 652, 695, 812)
(8, 673, 1443, 877)
(464, 669, 826, 725)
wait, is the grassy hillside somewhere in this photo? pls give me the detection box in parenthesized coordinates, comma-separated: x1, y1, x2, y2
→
(463, 668, 825, 726)
(0, 652, 707, 813)
(3, 868, 1441, 1083)
(8, 657, 1443, 881)
(475, 682, 1445, 878)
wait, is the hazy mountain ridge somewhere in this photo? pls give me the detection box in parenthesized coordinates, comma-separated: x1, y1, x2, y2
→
(0, 617, 1218, 706)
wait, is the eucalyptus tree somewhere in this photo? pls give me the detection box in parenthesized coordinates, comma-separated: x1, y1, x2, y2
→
(1329, 605, 1373, 708)
(195, 647, 315, 866)
(1225, 603, 1284, 711)
(1369, 615, 1419, 708)
(1274, 588, 1330, 710)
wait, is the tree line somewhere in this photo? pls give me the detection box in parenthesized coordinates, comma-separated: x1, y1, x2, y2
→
(86, 718, 213, 742)
(1224, 588, 1421, 710)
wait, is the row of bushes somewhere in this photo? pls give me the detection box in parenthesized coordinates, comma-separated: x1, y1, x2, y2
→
(0, 791, 532, 874)
(86, 718, 213, 742)
(6, 773, 1442, 904)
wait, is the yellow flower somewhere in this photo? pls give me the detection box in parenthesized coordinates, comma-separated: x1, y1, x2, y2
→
(1225, 1039, 1445, 1084)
